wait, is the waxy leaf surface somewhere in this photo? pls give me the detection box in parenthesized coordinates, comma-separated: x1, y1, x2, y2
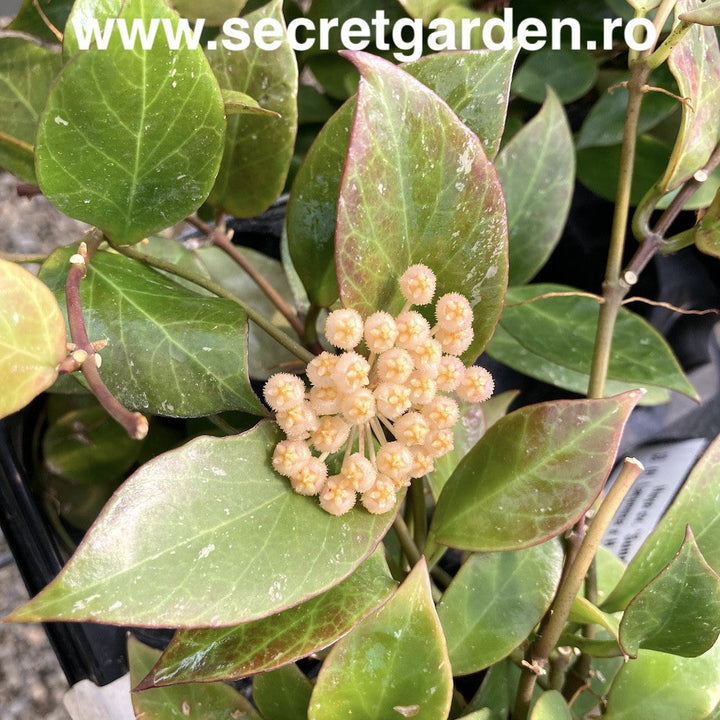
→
(619, 527, 720, 657)
(696, 188, 720, 257)
(0, 259, 67, 417)
(430, 392, 641, 551)
(337, 51, 507, 360)
(128, 636, 261, 719)
(7, 423, 397, 627)
(62, 0, 124, 59)
(308, 560, 453, 720)
(206, 0, 298, 217)
(662, 0, 720, 192)
(511, 48, 596, 104)
(437, 540, 563, 674)
(604, 434, 720, 612)
(35, 0, 225, 244)
(487, 284, 696, 402)
(0, 259, 66, 419)
(7, 0, 74, 42)
(603, 642, 720, 720)
(496, 90, 574, 285)
(39, 247, 263, 417)
(171, 0, 247, 25)
(145, 551, 396, 684)
(253, 664, 312, 720)
(397, 0, 449, 23)
(0, 38, 62, 183)
(680, 1, 720, 25)
(530, 691, 572, 720)
(287, 48, 517, 309)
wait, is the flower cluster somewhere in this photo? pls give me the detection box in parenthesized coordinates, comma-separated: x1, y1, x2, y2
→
(264, 265, 494, 516)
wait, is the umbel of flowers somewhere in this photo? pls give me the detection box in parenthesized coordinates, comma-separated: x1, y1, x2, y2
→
(264, 265, 494, 516)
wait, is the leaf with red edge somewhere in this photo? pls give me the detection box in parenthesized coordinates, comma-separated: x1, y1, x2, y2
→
(336, 51, 507, 361)
(662, 0, 720, 192)
(429, 392, 643, 552)
(0, 258, 67, 419)
(139, 550, 396, 686)
(6, 422, 398, 627)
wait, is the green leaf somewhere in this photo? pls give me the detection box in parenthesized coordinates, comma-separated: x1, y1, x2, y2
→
(662, 0, 720, 192)
(206, 0, 298, 218)
(142, 551, 396, 684)
(308, 560, 453, 720)
(398, 0, 451, 23)
(287, 48, 516, 309)
(221, 88, 280, 117)
(487, 284, 697, 403)
(170, 0, 248, 25)
(0, 258, 67, 420)
(569, 596, 620, 640)
(530, 691, 572, 720)
(577, 66, 679, 149)
(680, 1, 720, 25)
(195, 245, 301, 380)
(466, 657, 542, 718)
(430, 392, 642, 551)
(577, 135, 672, 207)
(42, 405, 143, 484)
(337, 51, 507, 360)
(253, 664, 312, 720)
(603, 434, 720, 612)
(437, 540, 563, 674)
(62, 0, 123, 59)
(402, 46, 520, 161)
(0, 38, 62, 183)
(696, 188, 720, 257)
(603, 642, 720, 720)
(7, 423, 398, 626)
(128, 636, 261, 720)
(7, 0, 74, 42)
(619, 527, 720, 657)
(496, 89, 574, 286)
(39, 246, 264, 417)
(511, 48, 597, 104)
(35, 0, 225, 245)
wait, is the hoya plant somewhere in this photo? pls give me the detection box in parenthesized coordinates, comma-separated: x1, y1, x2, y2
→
(1, 0, 720, 718)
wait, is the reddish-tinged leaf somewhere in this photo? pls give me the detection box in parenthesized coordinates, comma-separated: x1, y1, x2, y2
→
(662, 0, 720, 192)
(0, 259, 67, 419)
(336, 51, 507, 360)
(430, 392, 643, 551)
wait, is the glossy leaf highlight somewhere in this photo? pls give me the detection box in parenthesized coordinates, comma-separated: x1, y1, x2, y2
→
(308, 560, 453, 720)
(430, 392, 642, 551)
(7, 423, 397, 627)
(0, 259, 67, 419)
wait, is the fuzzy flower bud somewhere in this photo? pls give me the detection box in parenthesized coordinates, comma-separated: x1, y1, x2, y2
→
(399, 264, 436, 305)
(341, 453, 377, 493)
(407, 373, 436, 406)
(410, 447, 435, 479)
(374, 382, 412, 419)
(412, 336, 442, 370)
(263, 372, 306, 411)
(427, 427, 454, 458)
(332, 351, 370, 393)
(457, 366, 494, 403)
(307, 351, 339, 387)
(319, 476, 357, 516)
(341, 388, 376, 425)
(364, 311, 398, 354)
(422, 395, 459, 429)
(272, 439, 312, 477)
(436, 355, 465, 391)
(361, 476, 397, 514)
(395, 311, 431, 350)
(276, 402, 319, 439)
(393, 411, 430, 446)
(436, 326, 474, 357)
(325, 308, 364, 350)
(376, 442, 414, 487)
(308, 384, 341, 415)
(376, 348, 414, 384)
(311, 416, 351, 453)
(436, 292, 473, 330)
(290, 457, 328, 495)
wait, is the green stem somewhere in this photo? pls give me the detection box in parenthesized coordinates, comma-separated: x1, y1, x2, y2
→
(410, 477, 428, 552)
(106, 238, 315, 365)
(646, 19, 692, 69)
(513, 459, 644, 720)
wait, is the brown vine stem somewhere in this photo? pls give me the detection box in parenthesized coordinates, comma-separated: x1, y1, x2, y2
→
(211, 227, 307, 339)
(0, 251, 46, 264)
(514, 459, 645, 719)
(65, 238, 148, 440)
(106, 236, 316, 365)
